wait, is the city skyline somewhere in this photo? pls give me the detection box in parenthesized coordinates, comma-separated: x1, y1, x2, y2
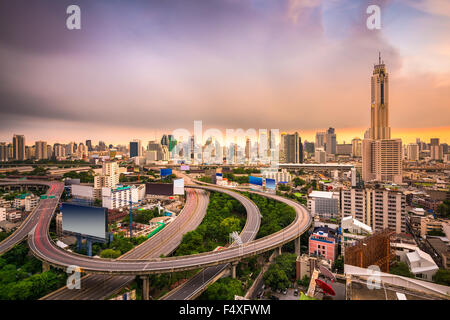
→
(0, 0, 449, 144)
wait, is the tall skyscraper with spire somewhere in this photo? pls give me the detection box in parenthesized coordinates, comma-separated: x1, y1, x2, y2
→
(369, 53, 391, 140)
(362, 54, 402, 184)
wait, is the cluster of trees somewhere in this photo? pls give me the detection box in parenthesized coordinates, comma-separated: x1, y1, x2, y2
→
(292, 177, 307, 187)
(278, 184, 291, 192)
(174, 192, 245, 256)
(231, 168, 260, 174)
(390, 261, 414, 278)
(427, 230, 446, 237)
(25, 166, 49, 176)
(197, 176, 212, 183)
(433, 269, 450, 286)
(0, 243, 67, 300)
(436, 200, 450, 218)
(63, 170, 95, 183)
(263, 253, 297, 290)
(199, 277, 244, 300)
(126, 208, 161, 225)
(1, 191, 22, 201)
(87, 233, 147, 257)
(244, 193, 296, 239)
(223, 173, 249, 185)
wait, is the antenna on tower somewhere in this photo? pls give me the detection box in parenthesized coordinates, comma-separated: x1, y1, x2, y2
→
(378, 51, 381, 64)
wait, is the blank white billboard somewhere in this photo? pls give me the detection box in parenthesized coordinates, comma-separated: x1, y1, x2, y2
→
(71, 184, 94, 199)
(173, 178, 185, 195)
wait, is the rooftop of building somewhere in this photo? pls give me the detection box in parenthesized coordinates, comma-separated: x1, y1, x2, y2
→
(427, 237, 450, 255)
(308, 190, 336, 199)
(311, 226, 337, 239)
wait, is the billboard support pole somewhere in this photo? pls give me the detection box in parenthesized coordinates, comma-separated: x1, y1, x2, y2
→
(76, 234, 82, 252)
(86, 238, 92, 257)
(129, 192, 133, 238)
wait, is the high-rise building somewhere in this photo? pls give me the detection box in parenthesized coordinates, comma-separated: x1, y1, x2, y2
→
(94, 161, 120, 199)
(351, 138, 362, 157)
(25, 146, 35, 160)
(129, 139, 142, 158)
(12, 134, 26, 161)
(53, 143, 66, 159)
(0, 142, 7, 162)
(86, 140, 93, 152)
(98, 141, 107, 151)
(314, 148, 326, 164)
(279, 132, 287, 163)
(304, 141, 315, 155)
(430, 138, 443, 161)
(161, 134, 168, 147)
(406, 143, 419, 161)
(325, 127, 336, 155)
(341, 186, 406, 233)
(35, 141, 48, 160)
(6, 143, 13, 160)
(362, 55, 402, 184)
(283, 132, 303, 163)
(369, 53, 391, 140)
(315, 132, 326, 149)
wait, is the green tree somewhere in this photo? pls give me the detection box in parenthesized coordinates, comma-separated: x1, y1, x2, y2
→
(200, 277, 243, 300)
(390, 261, 414, 278)
(433, 269, 450, 286)
(100, 249, 121, 259)
(263, 265, 290, 290)
(436, 200, 450, 218)
(220, 217, 241, 237)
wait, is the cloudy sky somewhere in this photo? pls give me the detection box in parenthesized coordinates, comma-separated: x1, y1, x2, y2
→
(0, 0, 449, 145)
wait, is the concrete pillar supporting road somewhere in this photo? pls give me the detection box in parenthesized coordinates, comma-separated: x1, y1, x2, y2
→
(141, 276, 150, 300)
(231, 262, 239, 279)
(294, 237, 301, 256)
(277, 246, 282, 256)
(42, 261, 50, 273)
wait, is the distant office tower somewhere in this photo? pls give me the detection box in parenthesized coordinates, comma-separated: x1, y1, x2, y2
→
(336, 143, 352, 155)
(315, 132, 326, 149)
(161, 134, 168, 147)
(279, 132, 287, 163)
(362, 55, 402, 183)
(6, 144, 13, 160)
(47, 144, 53, 159)
(129, 139, 142, 158)
(0, 142, 7, 162)
(430, 138, 443, 160)
(147, 141, 167, 161)
(53, 143, 65, 159)
(25, 146, 35, 160)
(98, 141, 107, 151)
(283, 132, 303, 163)
(304, 141, 315, 154)
(12, 134, 26, 161)
(325, 128, 336, 155)
(168, 135, 176, 152)
(315, 148, 326, 164)
(351, 138, 362, 157)
(245, 138, 251, 161)
(35, 141, 48, 160)
(406, 143, 419, 161)
(86, 140, 93, 152)
(77, 143, 87, 158)
(65, 142, 76, 156)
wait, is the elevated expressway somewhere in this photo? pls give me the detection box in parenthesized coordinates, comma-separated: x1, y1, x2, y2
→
(42, 188, 210, 300)
(1, 178, 312, 300)
(0, 180, 59, 255)
(163, 182, 311, 300)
